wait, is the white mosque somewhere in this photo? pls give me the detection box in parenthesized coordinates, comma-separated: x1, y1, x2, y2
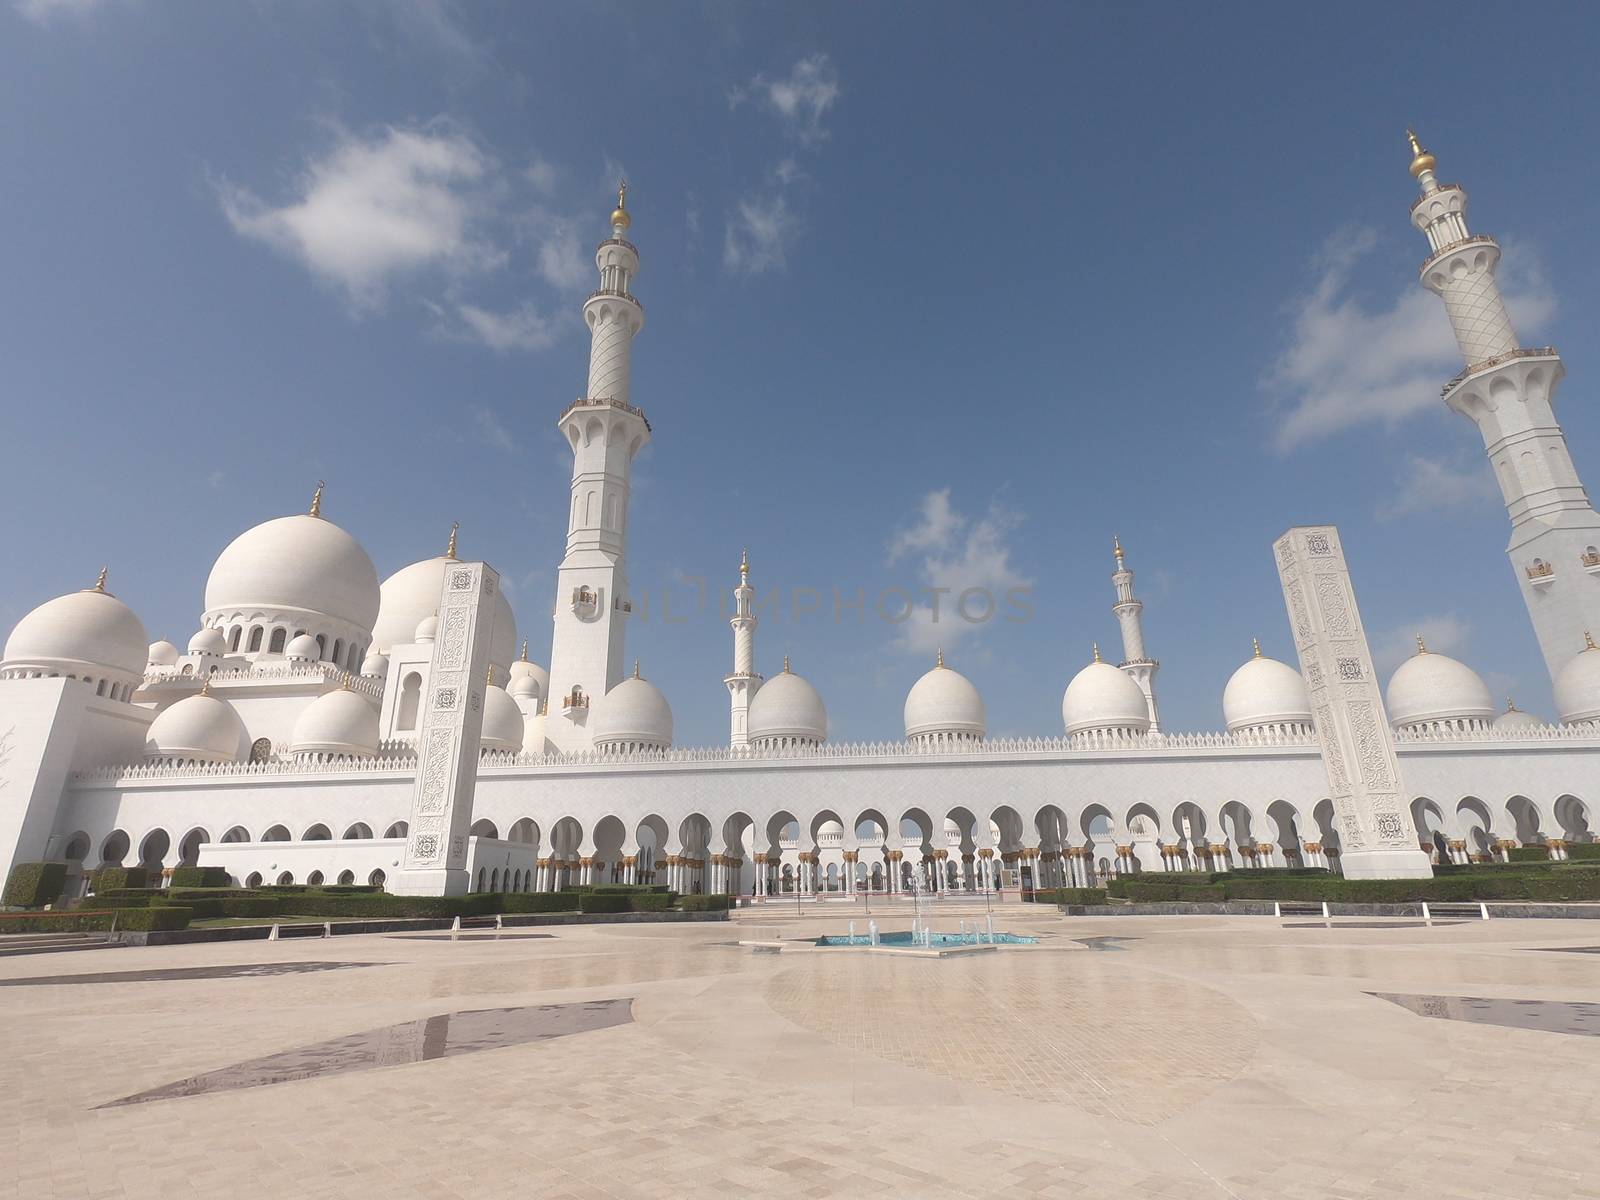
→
(1, 137, 1598, 901)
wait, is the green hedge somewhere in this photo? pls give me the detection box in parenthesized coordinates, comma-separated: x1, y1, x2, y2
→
(92, 866, 148, 892)
(0, 910, 115, 933)
(1507, 846, 1552, 863)
(628, 892, 672, 911)
(500, 892, 580, 913)
(168, 866, 231, 888)
(1567, 843, 1600, 861)
(3, 862, 67, 908)
(578, 892, 631, 914)
(1120, 881, 1228, 903)
(591, 883, 671, 895)
(678, 894, 733, 912)
(1033, 888, 1108, 906)
(179, 897, 284, 919)
(273, 893, 501, 919)
(116, 906, 193, 931)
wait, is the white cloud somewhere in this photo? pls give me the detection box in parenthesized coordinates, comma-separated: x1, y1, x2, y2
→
(1377, 452, 1499, 521)
(14, 0, 106, 23)
(1371, 612, 1471, 678)
(454, 302, 556, 353)
(469, 404, 516, 451)
(524, 156, 560, 195)
(723, 193, 798, 275)
(1266, 227, 1555, 451)
(217, 124, 500, 309)
(887, 489, 1032, 656)
(752, 55, 840, 146)
(533, 219, 589, 290)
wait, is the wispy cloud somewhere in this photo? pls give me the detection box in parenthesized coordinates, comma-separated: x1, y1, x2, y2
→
(887, 489, 1032, 656)
(1377, 451, 1499, 521)
(217, 123, 500, 310)
(454, 303, 557, 353)
(469, 403, 517, 450)
(533, 218, 589, 289)
(723, 193, 798, 275)
(1266, 227, 1554, 451)
(739, 54, 841, 147)
(1371, 612, 1471, 678)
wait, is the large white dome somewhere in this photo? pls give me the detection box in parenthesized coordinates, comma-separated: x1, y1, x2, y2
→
(1385, 642, 1493, 728)
(372, 553, 517, 671)
(1223, 645, 1312, 731)
(1554, 635, 1600, 725)
(204, 510, 379, 634)
(481, 684, 525, 753)
(904, 654, 985, 741)
(748, 662, 827, 744)
(1062, 654, 1150, 737)
(290, 687, 379, 758)
(508, 645, 549, 698)
(591, 671, 674, 750)
(3, 579, 148, 681)
(144, 691, 247, 763)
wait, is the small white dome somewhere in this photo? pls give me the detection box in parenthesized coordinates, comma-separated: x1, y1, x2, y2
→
(1385, 643, 1493, 728)
(904, 655, 986, 740)
(290, 687, 379, 757)
(373, 552, 517, 671)
(147, 640, 180, 668)
(3, 581, 148, 679)
(523, 707, 550, 756)
(359, 650, 389, 677)
(187, 627, 227, 656)
(1223, 647, 1312, 731)
(591, 672, 674, 749)
(1554, 636, 1600, 725)
(481, 684, 525, 753)
(284, 633, 321, 662)
(144, 690, 247, 763)
(942, 817, 961, 836)
(817, 818, 843, 837)
(748, 663, 827, 744)
(204, 510, 379, 634)
(414, 614, 438, 643)
(509, 673, 540, 700)
(1492, 700, 1544, 730)
(1062, 657, 1150, 736)
(508, 650, 549, 694)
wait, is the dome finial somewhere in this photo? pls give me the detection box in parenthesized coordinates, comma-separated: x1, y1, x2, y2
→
(783, 653, 792, 674)
(739, 547, 749, 581)
(633, 658, 641, 679)
(309, 481, 325, 518)
(445, 522, 459, 561)
(485, 664, 495, 688)
(1113, 534, 1124, 564)
(935, 647, 945, 669)
(199, 675, 211, 697)
(1406, 128, 1436, 178)
(1252, 636, 1262, 658)
(92, 566, 109, 594)
(1091, 642, 1101, 663)
(1586, 630, 1598, 651)
(610, 178, 631, 229)
(520, 638, 529, 662)
(1506, 697, 1518, 712)
(1416, 634, 1428, 654)
(340, 672, 351, 691)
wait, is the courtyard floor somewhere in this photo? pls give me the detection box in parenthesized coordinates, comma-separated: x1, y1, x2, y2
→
(2, 902, 1597, 1199)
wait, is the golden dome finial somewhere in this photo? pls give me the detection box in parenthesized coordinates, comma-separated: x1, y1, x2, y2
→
(1506, 697, 1518, 712)
(340, 672, 352, 692)
(1252, 636, 1262, 659)
(633, 658, 641, 679)
(309, 481, 325, 518)
(92, 566, 109, 594)
(1416, 634, 1428, 654)
(445, 521, 459, 561)
(782, 653, 792, 674)
(199, 676, 211, 697)
(1113, 534, 1124, 563)
(610, 178, 631, 229)
(1406, 128, 1436, 179)
(1586, 630, 1598, 651)
(1091, 642, 1101, 663)
(520, 638, 529, 662)
(739, 547, 749, 580)
(485, 664, 496, 688)
(935, 647, 945, 669)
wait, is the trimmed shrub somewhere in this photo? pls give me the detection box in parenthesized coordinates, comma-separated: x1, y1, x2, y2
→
(1121, 882, 1227, 903)
(579, 892, 630, 914)
(3, 862, 67, 908)
(628, 892, 671, 912)
(0, 909, 115, 933)
(1507, 846, 1552, 863)
(678, 894, 733, 912)
(1040, 887, 1108, 906)
(271, 892, 499, 919)
(592, 883, 671, 895)
(92, 867, 148, 892)
(500, 892, 579, 913)
(168, 866, 231, 889)
(116, 906, 192, 931)
(1566, 843, 1600, 862)
(306, 885, 381, 895)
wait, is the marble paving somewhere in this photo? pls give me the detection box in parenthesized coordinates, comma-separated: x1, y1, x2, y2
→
(2, 904, 1598, 1199)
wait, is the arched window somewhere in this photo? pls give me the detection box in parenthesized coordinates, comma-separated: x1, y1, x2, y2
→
(490, 868, 500, 891)
(229, 626, 242, 651)
(368, 869, 386, 890)
(347, 644, 361, 671)
(307, 870, 325, 886)
(221, 826, 250, 843)
(302, 824, 332, 841)
(476, 868, 486, 892)
(332, 639, 344, 666)
(337, 870, 355, 886)
(246, 872, 263, 888)
(384, 821, 409, 839)
(249, 737, 272, 763)
(275, 871, 294, 886)
(248, 627, 264, 652)
(315, 634, 327, 660)
(268, 628, 287, 654)
(398, 672, 422, 730)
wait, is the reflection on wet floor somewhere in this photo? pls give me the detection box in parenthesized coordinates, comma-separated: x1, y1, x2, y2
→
(0, 962, 385, 987)
(1371, 992, 1600, 1037)
(1531, 946, 1600, 955)
(1280, 928, 1459, 934)
(1073, 937, 1139, 951)
(99, 998, 634, 1108)
(386, 933, 556, 942)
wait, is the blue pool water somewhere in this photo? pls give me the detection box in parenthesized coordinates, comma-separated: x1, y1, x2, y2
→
(815, 931, 1038, 947)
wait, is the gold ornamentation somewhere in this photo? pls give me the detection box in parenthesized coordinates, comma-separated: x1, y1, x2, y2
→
(1252, 636, 1262, 658)
(445, 522, 458, 560)
(92, 566, 109, 594)
(309, 481, 324, 518)
(1406, 128, 1436, 178)
(610, 179, 631, 229)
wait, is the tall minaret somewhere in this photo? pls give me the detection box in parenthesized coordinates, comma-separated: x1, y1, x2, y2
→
(725, 549, 762, 746)
(1406, 132, 1600, 681)
(1111, 535, 1160, 731)
(544, 183, 649, 751)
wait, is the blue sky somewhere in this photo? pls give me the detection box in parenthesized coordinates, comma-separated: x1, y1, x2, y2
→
(5, 0, 1600, 744)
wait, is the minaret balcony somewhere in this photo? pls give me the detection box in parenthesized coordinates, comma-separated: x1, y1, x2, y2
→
(559, 396, 651, 432)
(1582, 549, 1600, 575)
(1440, 346, 1560, 402)
(571, 587, 599, 616)
(1418, 232, 1495, 273)
(1525, 559, 1556, 587)
(585, 287, 643, 312)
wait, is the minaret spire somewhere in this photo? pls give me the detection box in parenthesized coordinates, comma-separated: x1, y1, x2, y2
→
(725, 548, 761, 746)
(1110, 536, 1161, 731)
(543, 184, 650, 751)
(1406, 134, 1600, 683)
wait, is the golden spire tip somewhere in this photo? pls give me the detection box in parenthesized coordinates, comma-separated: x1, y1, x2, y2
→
(486, 664, 495, 688)
(1586, 630, 1597, 651)
(199, 676, 211, 697)
(783, 653, 791, 674)
(1416, 634, 1428, 654)
(1091, 642, 1101, 663)
(309, 481, 324, 518)
(1506, 697, 1518, 712)
(610, 178, 631, 229)
(935, 647, 945, 669)
(1252, 636, 1262, 658)
(1406, 128, 1436, 178)
(520, 638, 529, 662)
(1113, 534, 1124, 562)
(633, 658, 641, 679)
(445, 521, 459, 561)
(93, 566, 108, 594)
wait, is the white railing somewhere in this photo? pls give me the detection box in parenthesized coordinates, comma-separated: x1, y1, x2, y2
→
(141, 661, 383, 698)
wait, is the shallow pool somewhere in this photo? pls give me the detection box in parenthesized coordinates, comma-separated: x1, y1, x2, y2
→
(815, 930, 1038, 947)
